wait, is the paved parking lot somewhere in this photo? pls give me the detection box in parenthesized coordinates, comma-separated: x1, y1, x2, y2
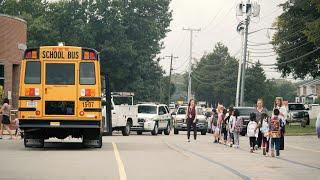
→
(0, 133, 319, 180)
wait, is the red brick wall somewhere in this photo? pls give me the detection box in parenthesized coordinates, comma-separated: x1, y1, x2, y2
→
(0, 14, 27, 108)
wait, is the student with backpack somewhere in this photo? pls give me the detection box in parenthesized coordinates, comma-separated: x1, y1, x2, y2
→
(231, 109, 242, 148)
(226, 107, 235, 147)
(260, 113, 270, 156)
(247, 113, 258, 153)
(269, 109, 283, 157)
(221, 108, 228, 145)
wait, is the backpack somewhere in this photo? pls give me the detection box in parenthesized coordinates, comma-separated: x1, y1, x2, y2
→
(234, 117, 243, 133)
(260, 118, 269, 134)
(247, 121, 257, 137)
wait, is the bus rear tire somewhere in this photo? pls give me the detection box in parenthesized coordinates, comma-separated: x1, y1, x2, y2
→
(82, 129, 102, 148)
(24, 131, 44, 148)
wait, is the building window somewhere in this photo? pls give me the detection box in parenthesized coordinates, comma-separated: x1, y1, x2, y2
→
(312, 85, 316, 94)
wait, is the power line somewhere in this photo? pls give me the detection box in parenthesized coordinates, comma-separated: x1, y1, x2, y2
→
(202, 7, 225, 31)
(249, 34, 320, 57)
(259, 47, 320, 67)
(191, 74, 213, 85)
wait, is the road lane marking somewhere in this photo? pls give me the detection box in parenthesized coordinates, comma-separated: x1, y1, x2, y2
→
(172, 143, 251, 180)
(112, 142, 127, 180)
(286, 144, 320, 153)
(163, 141, 190, 158)
(236, 145, 320, 170)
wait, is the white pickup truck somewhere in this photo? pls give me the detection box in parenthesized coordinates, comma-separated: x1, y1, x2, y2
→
(102, 92, 138, 136)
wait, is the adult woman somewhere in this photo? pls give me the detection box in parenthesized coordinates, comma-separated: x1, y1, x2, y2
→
(254, 99, 268, 148)
(186, 99, 197, 142)
(214, 104, 224, 143)
(0, 98, 13, 139)
(274, 97, 287, 150)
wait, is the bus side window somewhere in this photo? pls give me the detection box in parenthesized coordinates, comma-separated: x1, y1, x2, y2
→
(25, 61, 41, 84)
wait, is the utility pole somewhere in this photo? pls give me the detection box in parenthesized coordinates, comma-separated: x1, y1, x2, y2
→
(235, 0, 259, 106)
(235, 29, 244, 107)
(165, 54, 178, 106)
(240, 2, 250, 107)
(183, 27, 201, 102)
(157, 57, 164, 103)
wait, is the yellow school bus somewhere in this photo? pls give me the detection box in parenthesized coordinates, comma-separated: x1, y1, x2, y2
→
(19, 45, 103, 148)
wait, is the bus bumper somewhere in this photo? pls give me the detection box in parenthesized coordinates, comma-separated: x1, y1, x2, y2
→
(19, 120, 101, 129)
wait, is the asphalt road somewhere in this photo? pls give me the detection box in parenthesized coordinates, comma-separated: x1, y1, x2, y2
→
(0, 132, 319, 180)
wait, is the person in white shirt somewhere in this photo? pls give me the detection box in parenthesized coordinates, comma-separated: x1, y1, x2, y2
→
(247, 113, 258, 153)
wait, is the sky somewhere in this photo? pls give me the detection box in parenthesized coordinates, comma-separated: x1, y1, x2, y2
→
(159, 0, 288, 79)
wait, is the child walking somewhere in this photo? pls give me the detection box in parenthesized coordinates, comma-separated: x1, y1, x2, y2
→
(269, 109, 282, 157)
(232, 109, 242, 148)
(260, 113, 270, 156)
(247, 113, 258, 153)
(227, 108, 235, 147)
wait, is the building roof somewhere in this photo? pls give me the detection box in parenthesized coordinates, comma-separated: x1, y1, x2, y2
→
(0, 13, 27, 24)
(297, 79, 320, 87)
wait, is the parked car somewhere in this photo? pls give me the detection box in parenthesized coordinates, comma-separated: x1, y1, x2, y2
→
(287, 103, 310, 127)
(173, 106, 208, 135)
(131, 103, 172, 135)
(234, 107, 256, 136)
(102, 92, 138, 136)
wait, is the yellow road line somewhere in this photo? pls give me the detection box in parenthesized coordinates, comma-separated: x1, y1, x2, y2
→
(112, 142, 127, 180)
(287, 144, 320, 153)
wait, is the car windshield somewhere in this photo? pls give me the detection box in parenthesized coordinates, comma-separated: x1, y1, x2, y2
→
(177, 107, 187, 114)
(236, 108, 255, 116)
(288, 104, 305, 111)
(138, 105, 157, 114)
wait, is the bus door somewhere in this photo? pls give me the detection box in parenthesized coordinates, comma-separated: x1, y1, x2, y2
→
(43, 61, 77, 117)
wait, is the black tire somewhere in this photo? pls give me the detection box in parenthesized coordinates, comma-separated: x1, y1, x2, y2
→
(24, 131, 44, 148)
(82, 129, 102, 148)
(151, 123, 158, 136)
(96, 134, 102, 148)
(174, 128, 179, 135)
(137, 131, 143, 135)
(201, 130, 207, 135)
(164, 124, 171, 135)
(122, 121, 131, 136)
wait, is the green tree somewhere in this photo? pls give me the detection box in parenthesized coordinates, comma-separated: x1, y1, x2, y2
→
(244, 63, 267, 106)
(191, 43, 238, 107)
(159, 76, 176, 104)
(0, 0, 172, 102)
(272, 0, 320, 78)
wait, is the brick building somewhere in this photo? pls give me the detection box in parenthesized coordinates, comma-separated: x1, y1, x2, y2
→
(0, 14, 27, 108)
